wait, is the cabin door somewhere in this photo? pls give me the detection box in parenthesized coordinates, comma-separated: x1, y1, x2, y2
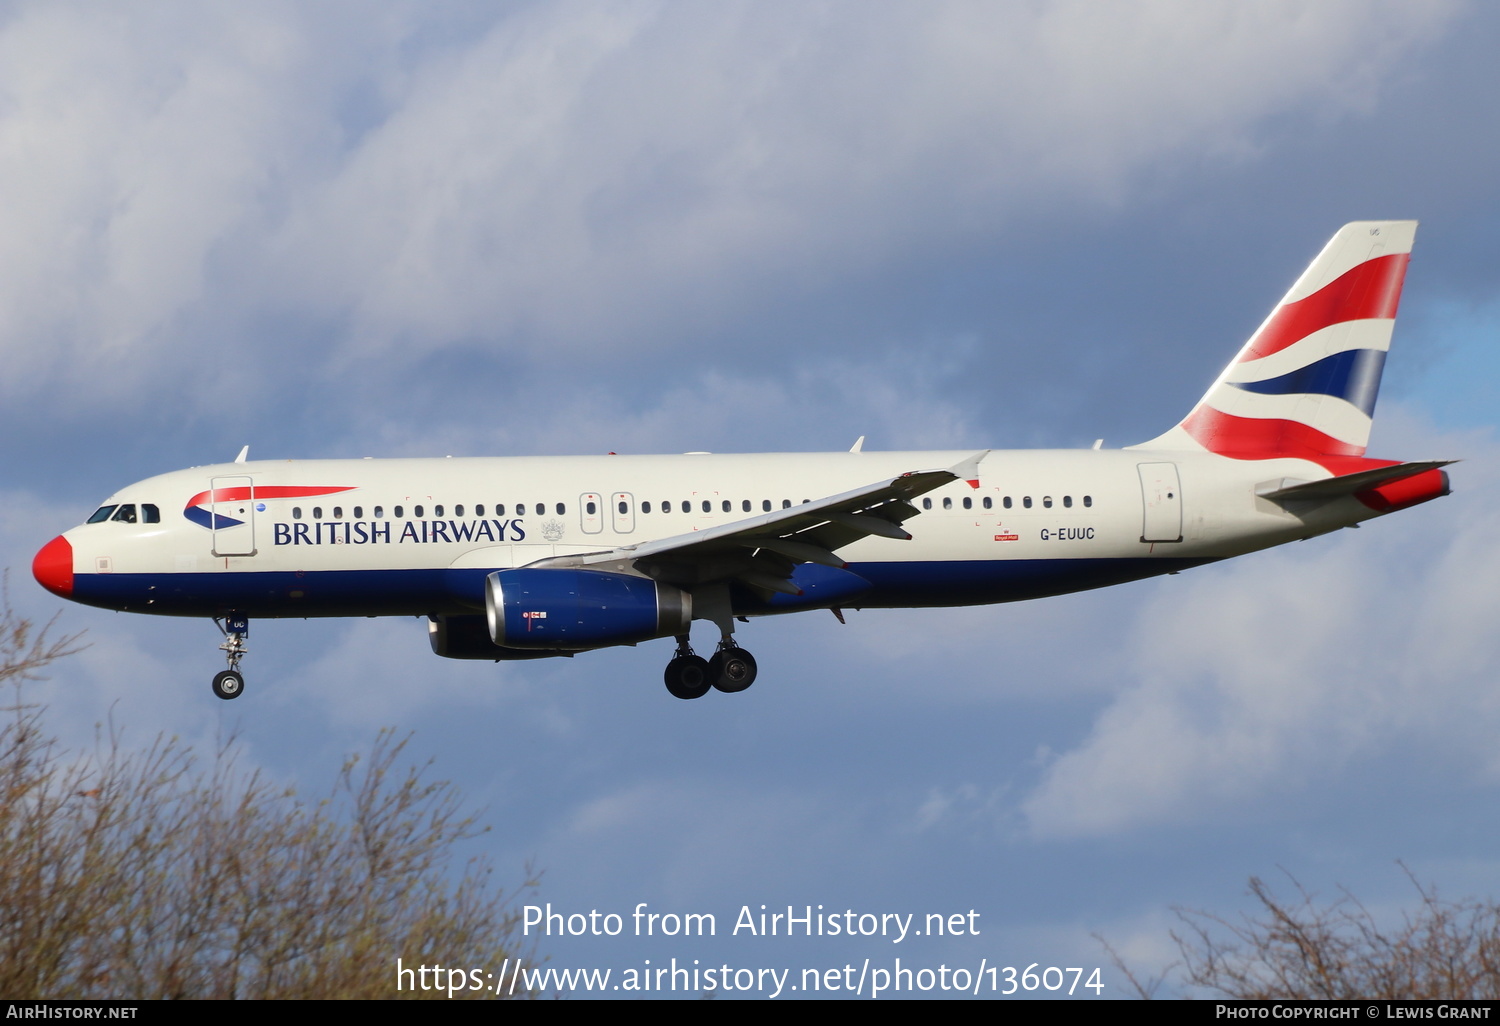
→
(209, 475, 258, 557)
(1137, 463, 1183, 543)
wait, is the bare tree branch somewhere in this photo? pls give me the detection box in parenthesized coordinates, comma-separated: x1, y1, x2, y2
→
(1105, 866, 1500, 1000)
(0, 591, 538, 999)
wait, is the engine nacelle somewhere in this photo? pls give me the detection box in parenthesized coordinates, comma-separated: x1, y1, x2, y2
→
(486, 568, 691, 650)
(427, 615, 572, 660)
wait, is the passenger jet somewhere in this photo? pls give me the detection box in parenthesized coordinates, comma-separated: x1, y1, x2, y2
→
(32, 221, 1451, 700)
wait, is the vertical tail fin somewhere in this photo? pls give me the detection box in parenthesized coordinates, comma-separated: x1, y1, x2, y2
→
(1132, 221, 1416, 461)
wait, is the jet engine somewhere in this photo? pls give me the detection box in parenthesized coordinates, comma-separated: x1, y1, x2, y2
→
(427, 614, 571, 660)
(485, 568, 691, 650)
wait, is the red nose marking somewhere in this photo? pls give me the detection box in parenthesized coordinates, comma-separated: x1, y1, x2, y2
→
(32, 535, 73, 598)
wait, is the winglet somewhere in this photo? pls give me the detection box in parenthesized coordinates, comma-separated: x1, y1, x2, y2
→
(234, 445, 250, 464)
(949, 450, 989, 489)
(849, 435, 865, 453)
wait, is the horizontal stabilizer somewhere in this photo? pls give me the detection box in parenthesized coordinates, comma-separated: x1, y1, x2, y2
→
(1257, 460, 1454, 504)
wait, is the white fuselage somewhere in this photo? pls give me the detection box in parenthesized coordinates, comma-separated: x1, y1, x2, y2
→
(52, 447, 1375, 621)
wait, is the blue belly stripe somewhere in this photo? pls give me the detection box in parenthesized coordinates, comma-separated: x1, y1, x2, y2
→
(70, 556, 1217, 619)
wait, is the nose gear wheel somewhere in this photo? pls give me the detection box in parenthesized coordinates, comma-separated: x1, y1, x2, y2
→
(212, 616, 249, 700)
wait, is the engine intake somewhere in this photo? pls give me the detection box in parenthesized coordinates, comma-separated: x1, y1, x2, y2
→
(486, 568, 691, 650)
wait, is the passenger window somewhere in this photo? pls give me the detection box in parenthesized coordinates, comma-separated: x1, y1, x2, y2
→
(536, 504, 545, 516)
(434, 505, 443, 517)
(742, 500, 751, 512)
(354, 506, 363, 518)
(1003, 497, 1012, 509)
(556, 503, 565, 515)
(414, 505, 424, 517)
(618, 501, 628, 515)
(682, 501, 691, 513)
(454, 504, 464, 517)
(112, 505, 137, 523)
(1063, 496, 1072, 508)
(495, 504, 505, 516)
(292, 507, 302, 520)
(1083, 495, 1093, 508)
(474, 505, 483, 516)
(334, 507, 344, 519)
(922, 498, 932, 510)
(781, 499, 791, 509)
(722, 500, 731, 513)
(87, 506, 118, 524)
(661, 501, 671, 514)
(313, 507, 323, 519)
(702, 500, 711, 513)
(642, 501, 652, 513)
(1042, 497, 1052, 508)
(1023, 497, 1032, 509)
(962, 497, 972, 510)
(374, 506, 383, 518)
(394, 506, 404, 518)
(762, 500, 771, 512)
(586, 501, 597, 515)
(983, 497, 992, 510)
(942, 497, 952, 510)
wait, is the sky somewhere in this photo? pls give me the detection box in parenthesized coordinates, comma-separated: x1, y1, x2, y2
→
(4, 0, 1500, 999)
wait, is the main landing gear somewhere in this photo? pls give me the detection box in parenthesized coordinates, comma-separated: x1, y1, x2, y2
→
(662, 630, 758, 700)
(212, 616, 248, 700)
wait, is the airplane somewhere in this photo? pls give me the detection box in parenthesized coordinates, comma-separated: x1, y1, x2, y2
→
(32, 221, 1452, 701)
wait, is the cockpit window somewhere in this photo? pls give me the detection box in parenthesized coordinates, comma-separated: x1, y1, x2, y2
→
(111, 505, 137, 524)
(141, 504, 160, 523)
(87, 505, 118, 524)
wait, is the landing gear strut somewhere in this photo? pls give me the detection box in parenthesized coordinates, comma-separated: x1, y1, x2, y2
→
(661, 623, 758, 700)
(212, 616, 248, 700)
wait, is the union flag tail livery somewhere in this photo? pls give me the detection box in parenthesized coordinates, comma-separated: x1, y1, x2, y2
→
(33, 222, 1453, 703)
(1137, 220, 1413, 466)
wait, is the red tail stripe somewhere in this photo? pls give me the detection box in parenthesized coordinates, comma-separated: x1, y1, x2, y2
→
(185, 485, 355, 507)
(1182, 407, 1367, 469)
(1241, 253, 1409, 362)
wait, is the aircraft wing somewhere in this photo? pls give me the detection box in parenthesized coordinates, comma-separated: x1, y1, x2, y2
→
(530, 451, 988, 594)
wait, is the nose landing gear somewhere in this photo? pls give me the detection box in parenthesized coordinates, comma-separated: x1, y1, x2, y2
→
(212, 616, 248, 700)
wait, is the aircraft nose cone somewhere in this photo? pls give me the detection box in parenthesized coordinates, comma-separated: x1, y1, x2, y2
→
(32, 535, 73, 598)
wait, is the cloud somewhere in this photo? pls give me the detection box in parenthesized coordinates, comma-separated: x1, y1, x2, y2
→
(0, 1, 1460, 421)
(1022, 411, 1500, 838)
(285, 1, 1459, 359)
